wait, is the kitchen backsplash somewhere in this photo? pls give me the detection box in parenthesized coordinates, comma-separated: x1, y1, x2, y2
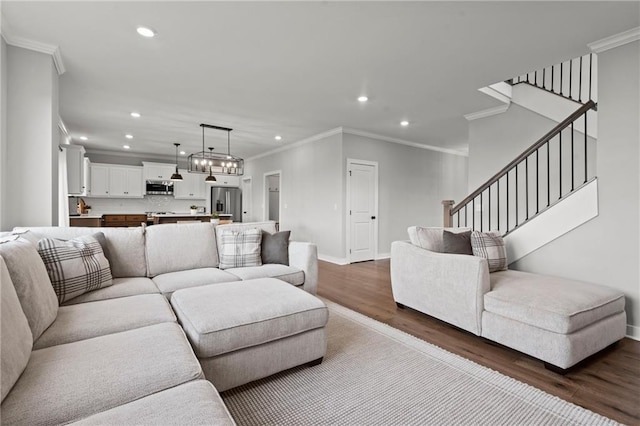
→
(69, 196, 208, 215)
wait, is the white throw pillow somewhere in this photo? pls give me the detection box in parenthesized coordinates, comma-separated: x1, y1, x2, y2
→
(218, 228, 262, 270)
(470, 231, 508, 272)
(37, 235, 113, 304)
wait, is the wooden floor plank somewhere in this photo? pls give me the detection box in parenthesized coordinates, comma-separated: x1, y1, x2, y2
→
(317, 259, 640, 425)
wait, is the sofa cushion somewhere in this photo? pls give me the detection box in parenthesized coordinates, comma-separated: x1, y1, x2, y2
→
(218, 228, 262, 270)
(37, 235, 113, 304)
(34, 294, 176, 349)
(0, 236, 59, 342)
(471, 231, 508, 272)
(407, 226, 471, 253)
(0, 322, 203, 425)
(152, 267, 240, 298)
(225, 264, 305, 286)
(61, 277, 160, 305)
(145, 223, 218, 276)
(14, 227, 148, 278)
(261, 230, 290, 265)
(171, 278, 328, 358)
(0, 256, 33, 403)
(485, 270, 626, 334)
(70, 380, 234, 426)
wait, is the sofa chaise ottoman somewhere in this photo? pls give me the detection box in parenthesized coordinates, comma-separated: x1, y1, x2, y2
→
(171, 278, 329, 391)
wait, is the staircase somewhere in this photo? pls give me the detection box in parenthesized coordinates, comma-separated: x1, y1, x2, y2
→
(444, 54, 599, 261)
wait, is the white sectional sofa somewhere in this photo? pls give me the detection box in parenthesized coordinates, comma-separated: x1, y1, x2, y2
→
(0, 221, 319, 425)
(390, 227, 627, 372)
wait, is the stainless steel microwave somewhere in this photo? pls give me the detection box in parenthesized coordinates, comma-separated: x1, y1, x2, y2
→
(145, 181, 174, 195)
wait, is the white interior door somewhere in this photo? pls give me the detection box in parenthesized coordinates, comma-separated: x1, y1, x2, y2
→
(242, 177, 252, 222)
(348, 160, 378, 263)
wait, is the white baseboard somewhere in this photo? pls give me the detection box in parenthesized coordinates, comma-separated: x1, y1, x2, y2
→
(626, 324, 640, 341)
(376, 253, 390, 260)
(318, 254, 349, 265)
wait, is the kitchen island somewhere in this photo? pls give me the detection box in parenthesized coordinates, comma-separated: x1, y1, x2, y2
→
(151, 213, 212, 225)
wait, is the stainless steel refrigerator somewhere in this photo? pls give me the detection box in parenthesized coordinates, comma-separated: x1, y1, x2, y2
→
(211, 187, 242, 222)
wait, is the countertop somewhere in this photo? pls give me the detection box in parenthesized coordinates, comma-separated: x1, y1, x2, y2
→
(151, 213, 213, 217)
(69, 214, 103, 219)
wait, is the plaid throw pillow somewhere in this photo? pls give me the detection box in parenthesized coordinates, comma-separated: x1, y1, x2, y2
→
(470, 231, 508, 272)
(37, 235, 113, 304)
(218, 229, 262, 270)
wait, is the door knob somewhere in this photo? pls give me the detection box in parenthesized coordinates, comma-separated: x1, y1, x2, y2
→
(371, 216, 376, 220)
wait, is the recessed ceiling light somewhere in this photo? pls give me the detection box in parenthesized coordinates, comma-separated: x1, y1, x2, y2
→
(125, 134, 133, 139)
(130, 112, 141, 118)
(400, 120, 409, 126)
(123, 145, 131, 150)
(275, 135, 282, 141)
(79, 136, 88, 141)
(357, 96, 368, 102)
(136, 27, 156, 38)
(179, 151, 186, 155)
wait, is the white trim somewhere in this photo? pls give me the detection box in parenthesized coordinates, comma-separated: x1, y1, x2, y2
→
(588, 27, 640, 53)
(318, 254, 349, 265)
(85, 148, 174, 162)
(376, 253, 390, 260)
(627, 324, 640, 341)
(1, 25, 66, 74)
(57, 117, 71, 145)
(342, 128, 468, 157)
(246, 127, 343, 162)
(464, 104, 510, 121)
(263, 170, 282, 225)
(346, 158, 379, 264)
(241, 176, 252, 223)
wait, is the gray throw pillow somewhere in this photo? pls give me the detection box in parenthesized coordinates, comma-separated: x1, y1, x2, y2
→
(442, 230, 473, 255)
(261, 230, 291, 265)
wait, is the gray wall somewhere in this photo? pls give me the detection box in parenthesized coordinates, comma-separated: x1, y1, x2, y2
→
(0, 38, 6, 230)
(3, 46, 59, 230)
(342, 133, 468, 256)
(471, 42, 640, 333)
(244, 132, 344, 259)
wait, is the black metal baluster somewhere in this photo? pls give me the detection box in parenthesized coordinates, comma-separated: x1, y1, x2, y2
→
(559, 131, 563, 199)
(536, 149, 539, 213)
(560, 61, 563, 97)
(480, 193, 483, 232)
(570, 59, 573, 101)
(472, 198, 475, 230)
(543, 68, 546, 90)
(497, 179, 500, 231)
(457, 211, 460, 227)
(488, 186, 492, 231)
(506, 172, 510, 231)
(551, 65, 555, 93)
(525, 157, 529, 220)
(584, 112, 588, 183)
(515, 164, 519, 227)
(547, 142, 550, 207)
(534, 70, 538, 86)
(465, 204, 468, 227)
(579, 56, 583, 103)
(571, 122, 575, 190)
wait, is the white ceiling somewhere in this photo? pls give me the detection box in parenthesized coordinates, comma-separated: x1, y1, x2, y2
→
(2, 2, 638, 159)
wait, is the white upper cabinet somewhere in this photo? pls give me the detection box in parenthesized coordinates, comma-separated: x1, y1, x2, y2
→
(88, 163, 143, 198)
(210, 175, 240, 187)
(66, 145, 86, 195)
(142, 162, 176, 181)
(174, 170, 207, 200)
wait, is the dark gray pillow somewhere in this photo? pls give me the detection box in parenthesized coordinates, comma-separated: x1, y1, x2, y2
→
(442, 230, 473, 255)
(261, 230, 291, 265)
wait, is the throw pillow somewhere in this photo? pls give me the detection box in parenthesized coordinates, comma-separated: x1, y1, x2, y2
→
(37, 235, 113, 304)
(218, 228, 262, 270)
(408, 226, 472, 253)
(442, 230, 473, 255)
(261, 230, 291, 265)
(470, 231, 508, 272)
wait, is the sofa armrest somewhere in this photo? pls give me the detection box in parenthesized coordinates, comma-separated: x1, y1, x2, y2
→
(390, 240, 490, 335)
(289, 242, 318, 295)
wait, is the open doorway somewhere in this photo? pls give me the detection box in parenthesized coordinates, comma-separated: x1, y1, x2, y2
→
(264, 171, 281, 231)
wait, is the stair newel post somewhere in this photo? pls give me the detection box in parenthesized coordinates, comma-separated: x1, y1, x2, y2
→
(442, 200, 455, 227)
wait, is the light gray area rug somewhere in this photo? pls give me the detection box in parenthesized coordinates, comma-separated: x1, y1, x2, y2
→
(222, 300, 617, 425)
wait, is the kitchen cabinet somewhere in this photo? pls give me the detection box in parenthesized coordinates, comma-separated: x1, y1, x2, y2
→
(69, 216, 102, 227)
(103, 214, 147, 227)
(210, 175, 240, 187)
(66, 145, 87, 195)
(88, 163, 143, 198)
(174, 170, 206, 200)
(142, 162, 176, 181)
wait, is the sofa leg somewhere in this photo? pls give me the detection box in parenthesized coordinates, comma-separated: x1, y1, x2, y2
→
(396, 302, 406, 309)
(544, 362, 570, 375)
(307, 357, 323, 367)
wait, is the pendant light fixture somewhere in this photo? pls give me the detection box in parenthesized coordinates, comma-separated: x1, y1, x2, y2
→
(188, 123, 243, 177)
(205, 147, 217, 184)
(170, 143, 183, 181)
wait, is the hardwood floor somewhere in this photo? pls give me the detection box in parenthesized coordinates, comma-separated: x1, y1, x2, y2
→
(317, 259, 640, 425)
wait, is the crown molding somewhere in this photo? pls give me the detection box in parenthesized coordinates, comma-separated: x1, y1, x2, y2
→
(57, 117, 72, 145)
(464, 104, 510, 122)
(588, 27, 640, 53)
(85, 147, 175, 163)
(342, 128, 468, 157)
(1, 20, 66, 75)
(245, 127, 343, 162)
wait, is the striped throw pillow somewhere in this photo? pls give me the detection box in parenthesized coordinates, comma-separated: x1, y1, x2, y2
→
(218, 228, 262, 270)
(470, 231, 508, 272)
(37, 235, 113, 304)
